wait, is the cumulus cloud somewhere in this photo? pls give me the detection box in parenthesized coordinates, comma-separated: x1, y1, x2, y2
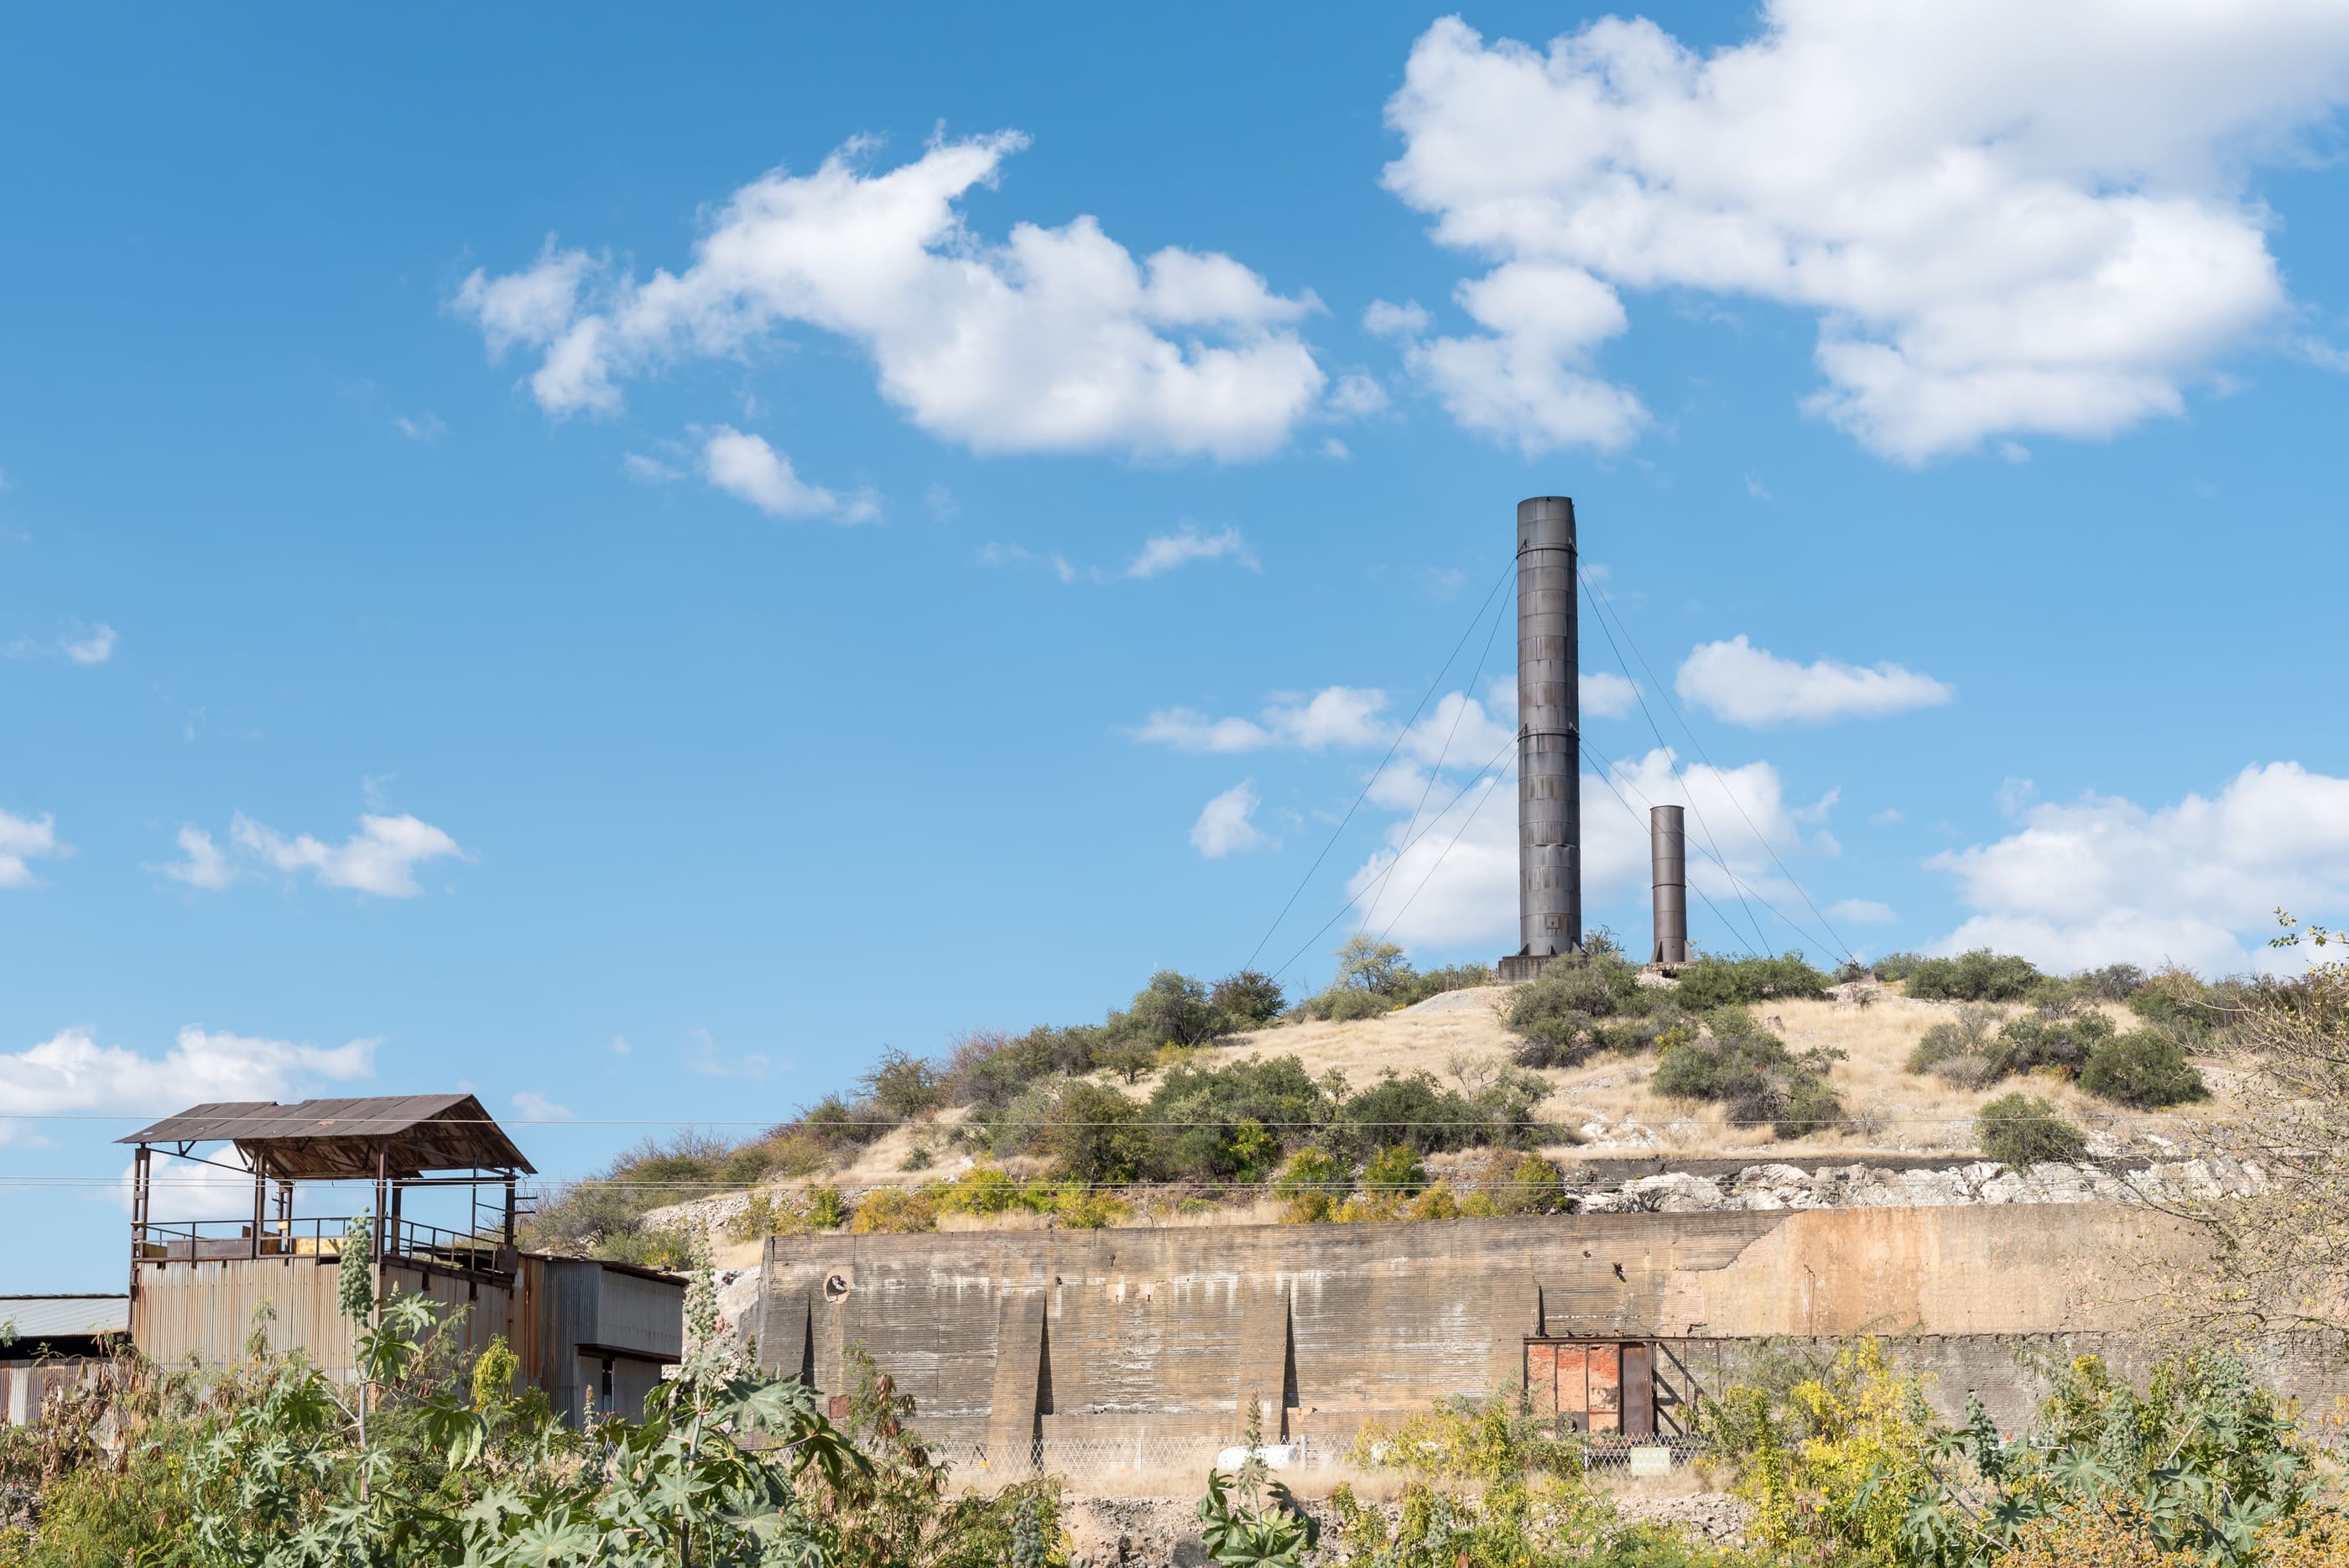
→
(1138, 686, 1390, 753)
(7, 623, 117, 664)
(1127, 524, 1257, 579)
(1925, 762, 2349, 974)
(154, 826, 237, 891)
(511, 1090, 571, 1120)
(1675, 636, 1954, 727)
(1581, 670, 1638, 720)
(1830, 899, 1898, 925)
(452, 137, 1331, 460)
(1380, 9, 2349, 460)
(0, 808, 67, 888)
(1190, 781, 1271, 858)
(701, 427, 876, 523)
(1347, 740, 1836, 954)
(228, 811, 468, 898)
(0, 1024, 377, 1145)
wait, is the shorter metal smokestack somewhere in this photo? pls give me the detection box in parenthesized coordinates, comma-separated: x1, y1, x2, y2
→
(1649, 805, 1689, 966)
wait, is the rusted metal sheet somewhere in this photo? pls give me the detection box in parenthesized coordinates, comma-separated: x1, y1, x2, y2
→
(118, 1094, 533, 1177)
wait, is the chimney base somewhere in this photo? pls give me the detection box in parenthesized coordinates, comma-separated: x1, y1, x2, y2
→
(1497, 953, 1556, 984)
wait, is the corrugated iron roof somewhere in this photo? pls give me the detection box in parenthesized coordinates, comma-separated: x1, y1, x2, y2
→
(0, 1295, 128, 1340)
(117, 1094, 534, 1178)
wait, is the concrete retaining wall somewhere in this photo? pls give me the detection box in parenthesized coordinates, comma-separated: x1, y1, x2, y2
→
(758, 1204, 2333, 1446)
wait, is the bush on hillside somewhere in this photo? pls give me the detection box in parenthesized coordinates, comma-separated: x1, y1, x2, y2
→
(1670, 951, 1833, 1008)
(1210, 969, 1287, 1027)
(2127, 964, 2226, 1045)
(1977, 1092, 2087, 1168)
(1652, 1024, 1845, 1138)
(2080, 1031, 2210, 1108)
(858, 1046, 949, 1121)
(2065, 962, 2148, 1003)
(1340, 1066, 1550, 1156)
(1872, 951, 1925, 982)
(1271, 1146, 1344, 1222)
(1314, 986, 1390, 1022)
(1034, 1080, 1151, 1183)
(847, 1186, 937, 1234)
(1309, 936, 1494, 1019)
(1903, 947, 2045, 1002)
(1905, 1006, 2003, 1088)
(1144, 1054, 1331, 1179)
(1990, 1006, 2116, 1078)
(1503, 940, 1664, 1067)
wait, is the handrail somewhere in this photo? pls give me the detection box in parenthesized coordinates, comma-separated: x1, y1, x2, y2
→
(133, 1214, 512, 1274)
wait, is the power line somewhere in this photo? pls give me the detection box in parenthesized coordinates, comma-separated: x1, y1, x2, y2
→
(1576, 737, 1758, 959)
(1240, 557, 1516, 972)
(1576, 570, 1775, 957)
(1358, 570, 1515, 935)
(1579, 568, 1855, 965)
(1264, 731, 1519, 983)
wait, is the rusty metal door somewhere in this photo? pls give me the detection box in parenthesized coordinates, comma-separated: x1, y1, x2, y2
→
(1620, 1342, 1654, 1439)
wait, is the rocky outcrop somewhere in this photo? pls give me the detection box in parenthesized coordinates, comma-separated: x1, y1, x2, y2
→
(1576, 1155, 2260, 1214)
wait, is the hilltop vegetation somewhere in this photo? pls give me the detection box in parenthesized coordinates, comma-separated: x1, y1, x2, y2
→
(526, 936, 2279, 1263)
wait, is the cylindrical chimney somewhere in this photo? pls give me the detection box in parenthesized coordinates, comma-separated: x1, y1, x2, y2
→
(1649, 805, 1689, 965)
(1517, 497, 1580, 960)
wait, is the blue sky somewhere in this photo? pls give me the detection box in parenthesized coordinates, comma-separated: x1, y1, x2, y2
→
(6, 3, 2349, 1289)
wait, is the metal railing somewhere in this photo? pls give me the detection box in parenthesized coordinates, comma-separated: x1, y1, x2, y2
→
(915, 1431, 1708, 1480)
(133, 1216, 510, 1274)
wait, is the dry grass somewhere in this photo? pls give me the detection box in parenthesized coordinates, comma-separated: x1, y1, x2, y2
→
(724, 980, 2241, 1241)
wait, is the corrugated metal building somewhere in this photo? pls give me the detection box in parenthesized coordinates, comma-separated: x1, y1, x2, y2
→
(118, 1095, 682, 1427)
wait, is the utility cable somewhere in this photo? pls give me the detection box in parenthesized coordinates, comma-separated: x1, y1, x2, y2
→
(1239, 556, 1515, 973)
(1577, 570, 1774, 957)
(1579, 568, 1855, 966)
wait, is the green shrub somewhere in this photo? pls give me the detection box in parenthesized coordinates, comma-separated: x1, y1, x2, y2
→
(1990, 1007, 2115, 1077)
(1034, 1080, 1150, 1183)
(1904, 947, 2044, 1002)
(1272, 1147, 1345, 1222)
(1147, 1054, 1331, 1177)
(2128, 964, 2223, 1044)
(1872, 951, 1925, 982)
(2080, 1031, 2210, 1107)
(1653, 1027, 1843, 1138)
(1977, 1092, 2088, 1168)
(1391, 961, 1496, 1005)
(1333, 934, 1413, 995)
(1210, 968, 1287, 1026)
(1503, 944, 1653, 1066)
(1906, 1007, 2001, 1087)
(1312, 986, 1390, 1022)
(1107, 969, 1227, 1049)
(848, 1186, 937, 1233)
(858, 1046, 949, 1121)
(1338, 1070, 1507, 1156)
(1361, 1143, 1428, 1196)
(1670, 952, 1832, 1008)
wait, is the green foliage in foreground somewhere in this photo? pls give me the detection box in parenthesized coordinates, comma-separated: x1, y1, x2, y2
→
(1976, 1091, 2090, 1168)
(1702, 1337, 2336, 1568)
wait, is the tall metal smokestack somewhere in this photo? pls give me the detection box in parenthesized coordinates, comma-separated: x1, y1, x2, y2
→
(1649, 805, 1689, 966)
(1503, 496, 1580, 980)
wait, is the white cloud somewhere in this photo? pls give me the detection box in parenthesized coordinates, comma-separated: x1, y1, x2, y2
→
(62, 624, 116, 664)
(511, 1090, 571, 1120)
(393, 412, 448, 443)
(1580, 670, 1638, 719)
(1190, 781, 1272, 858)
(1326, 372, 1390, 416)
(1347, 742, 1835, 955)
(611, 1034, 631, 1055)
(1830, 899, 1898, 925)
(7, 623, 117, 665)
(1675, 635, 1954, 727)
(1869, 809, 1906, 826)
(1138, 685, 1392, 754)
(154, 826, 237, 890)
(622, 451, 683, 483)
(0, 809, 67, 888)
(1320, 438, 1352, 461)
(924, 482, 959, 521)
(701, 427, 876, 523)
(1381, 10, 2349, 461)
(453, 137, 1331, 461)
(1126, 524, 1257, 579)
(230, 811, 468, 898)
(1925, 762, 2349, 974)
(1363, 300, 1431, 340)
(684, 1029, 774, 1081)
(978, 541, 1079, 582)
(0, 1024, 376, 1145)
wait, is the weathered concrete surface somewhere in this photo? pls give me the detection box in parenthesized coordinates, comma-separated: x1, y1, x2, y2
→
(757, 1204, 2240, 1446)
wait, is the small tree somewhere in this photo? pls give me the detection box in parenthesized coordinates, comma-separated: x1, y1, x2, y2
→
(1332, 934, 1412, 996)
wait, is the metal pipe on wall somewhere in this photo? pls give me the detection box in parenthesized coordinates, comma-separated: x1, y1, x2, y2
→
(1649, 804, 1689, 965)
(1517, 497, 1581, 958)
